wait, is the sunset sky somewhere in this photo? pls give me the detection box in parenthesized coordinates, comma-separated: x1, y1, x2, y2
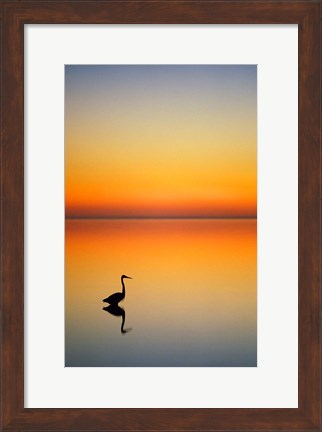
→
(65, 65, 257, 218)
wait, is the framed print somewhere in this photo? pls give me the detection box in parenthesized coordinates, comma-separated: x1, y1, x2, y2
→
(1, 1, 320, 431)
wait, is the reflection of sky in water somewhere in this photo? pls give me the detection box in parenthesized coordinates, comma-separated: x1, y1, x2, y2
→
(65, 219, 257, 367)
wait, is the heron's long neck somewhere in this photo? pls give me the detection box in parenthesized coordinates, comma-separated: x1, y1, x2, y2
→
(121, 278, 126, 297)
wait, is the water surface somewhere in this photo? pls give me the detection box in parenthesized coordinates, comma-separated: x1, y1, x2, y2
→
(65, 218, 256, 367)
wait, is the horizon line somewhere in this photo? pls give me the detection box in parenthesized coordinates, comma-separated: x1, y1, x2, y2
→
(65, 215, 257, 220)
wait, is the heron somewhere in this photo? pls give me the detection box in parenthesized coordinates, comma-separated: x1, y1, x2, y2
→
(102, 275, 132, 305)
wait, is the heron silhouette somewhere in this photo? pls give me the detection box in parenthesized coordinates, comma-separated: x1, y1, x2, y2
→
(102, 275, 132, 305)
(103, 304, 132, 334)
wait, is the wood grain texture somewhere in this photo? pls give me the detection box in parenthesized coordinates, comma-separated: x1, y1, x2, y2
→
(1, 0, 320, 24)
(297, 3, 321, 427)
(1, 0, 25, 429)
(0, 1, 321, 431)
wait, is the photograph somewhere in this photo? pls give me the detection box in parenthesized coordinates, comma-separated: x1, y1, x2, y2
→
(65, 64, 257, 367)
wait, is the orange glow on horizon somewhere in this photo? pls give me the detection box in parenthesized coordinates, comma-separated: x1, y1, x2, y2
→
(66, 218, 257, 298)
(65, 65, 257, 218)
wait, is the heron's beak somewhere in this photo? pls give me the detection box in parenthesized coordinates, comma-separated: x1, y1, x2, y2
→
(125, 276, 132, 279)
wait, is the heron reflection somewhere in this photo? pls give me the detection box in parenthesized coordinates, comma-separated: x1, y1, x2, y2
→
(103, 304, 132, 334)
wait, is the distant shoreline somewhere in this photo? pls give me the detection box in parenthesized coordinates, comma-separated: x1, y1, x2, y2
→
(65, 216, 257, 220)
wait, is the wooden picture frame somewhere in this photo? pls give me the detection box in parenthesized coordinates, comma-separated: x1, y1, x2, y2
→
(1, 1, 320, 430)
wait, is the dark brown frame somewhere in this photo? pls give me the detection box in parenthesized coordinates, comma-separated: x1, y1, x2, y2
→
(1, 1, 321, 431)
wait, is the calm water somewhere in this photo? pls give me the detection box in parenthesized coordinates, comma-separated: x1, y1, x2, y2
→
(65, 219, 257, 367)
